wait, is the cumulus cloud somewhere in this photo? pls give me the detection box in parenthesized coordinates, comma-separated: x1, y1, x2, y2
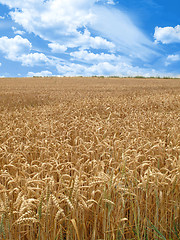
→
(0, 62, 2, 67)
(12, 27, 25, 35)
(167, 54, 180, 61)
(48, 43, 67, 53)
(0, 0, 153, 57)
(0, 16, 5, 19)
(20, 53, 49, 66)
(165, 54, 180, 66)
(107, 0, 115, 5)
(0, 0, 160, 77)
(0, 35, 31, 60)
(56, 61, 159, 77)
(70, 50, 119, 62)
(74, 29, 115, 50)
(0, 35, 50, 66)
(48, 29, 115, 52)
(154, 25, 180, 44)
(97, 0, 115, 5)
(1, 0, 116, 54)
(27, 70, 52, 77)
(4, 0, 96, 42)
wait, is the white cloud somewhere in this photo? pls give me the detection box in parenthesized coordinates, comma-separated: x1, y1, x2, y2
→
(3, 0, 115, 53)
(28, 70, 52, 77)
(48, 29, 115, 52)
(48, 43, 67, 53)
(91, 5, 155, 59)
(107, 0, 115, 5)
(0, 0, 153, 58)
(20, 53, 49, 66)
(0, 62, 1, 66)
(0, 35, 50, 66)
(97, 0, 115, 5)
(0, 16, 5, 20)
(70, 50, 119, 62)
(12, 27, 25, 35)
(75, 29, 115, 50)
(154, 25, 180, 44)
(5, 0, 96, 41)
(0, 35, 31, 60)
(56, 61, 160, 77)
(167, 54, 180, 61)
(165, 54, 180, 66)
(0, 0, 161, 77)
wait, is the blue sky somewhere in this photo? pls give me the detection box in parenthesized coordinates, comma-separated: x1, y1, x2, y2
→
(0, 0, 180, 77)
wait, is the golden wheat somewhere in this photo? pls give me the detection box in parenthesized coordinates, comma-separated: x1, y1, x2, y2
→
(0, 77, 179, 239)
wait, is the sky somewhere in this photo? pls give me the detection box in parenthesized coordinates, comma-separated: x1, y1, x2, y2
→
(0, 0, 180, 77)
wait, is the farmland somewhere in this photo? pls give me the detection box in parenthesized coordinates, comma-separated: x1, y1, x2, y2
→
(0, 77, 179, 240)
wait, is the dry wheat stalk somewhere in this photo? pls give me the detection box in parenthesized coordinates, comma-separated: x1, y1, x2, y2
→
(0, 77, 179, 239)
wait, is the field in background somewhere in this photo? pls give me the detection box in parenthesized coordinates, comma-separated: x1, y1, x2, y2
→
(0, 77, 179, 240)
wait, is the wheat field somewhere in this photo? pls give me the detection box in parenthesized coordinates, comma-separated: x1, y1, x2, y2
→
(0, 77, 179, 240)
